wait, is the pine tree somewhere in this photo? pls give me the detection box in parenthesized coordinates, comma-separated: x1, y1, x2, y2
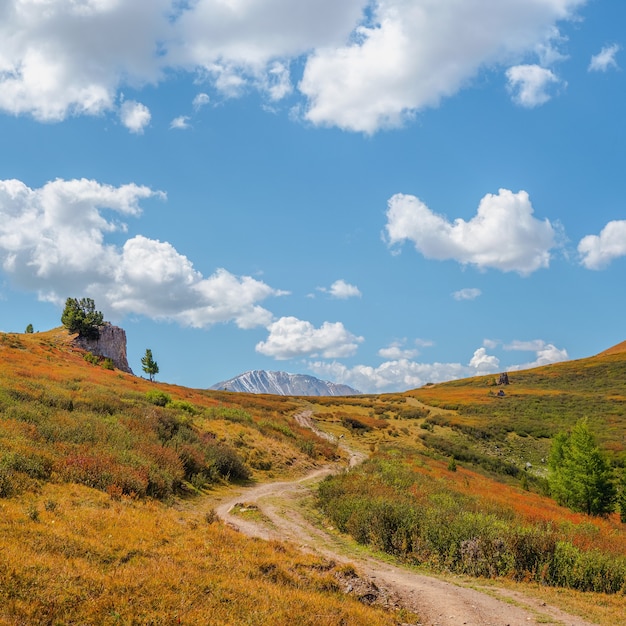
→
(61, 297, 103, 339)
(549, 419, 616, 516)
(141, 349, 159, 382)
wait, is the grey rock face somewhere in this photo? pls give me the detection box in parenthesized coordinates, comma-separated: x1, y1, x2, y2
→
(210, 370, 360, 396)
(73, 323, 133, 374)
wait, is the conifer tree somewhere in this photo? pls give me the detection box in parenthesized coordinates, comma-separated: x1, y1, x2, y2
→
(549, 419, 616, 516)
(141, 348, 159, 382)
(61, 297, 103, 339)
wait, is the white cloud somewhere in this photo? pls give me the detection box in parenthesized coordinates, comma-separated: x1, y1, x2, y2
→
(300, 0, 584, 132)
(120, 100, 151, 134)
(308, 359, 469, 394)
(468, 347, 500, 371)
(256, 316, 363, 360)
(170, 115, 190, 130)
(264, 61, 293, 101)
(0, 1, 168, 120)
(452, 288, 482, 301)
(378, 340, 419, 360)
(504, 339, 544, 352)
(506, 64, 561, 107)
(0, 1, 586, 132)
(589, 44, 620, 72)
(507, 341, 568, 370)
(320, 279, 362, 299)
(385, 189, 556, 275)
(309, 343, 499, 393)
(578, 220, 626, 269)
(309, 338, 567, 393)
(0, 178, 283, 329)
(192, 93, 210, 110)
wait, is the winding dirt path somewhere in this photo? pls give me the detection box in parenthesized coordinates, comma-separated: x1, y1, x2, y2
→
(213, 411, 597, 626)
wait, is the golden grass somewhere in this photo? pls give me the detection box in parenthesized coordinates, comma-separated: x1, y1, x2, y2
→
(0, 483, 401, 626)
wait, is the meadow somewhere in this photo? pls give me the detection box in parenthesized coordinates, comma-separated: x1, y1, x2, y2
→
(1, 328, 626, 624)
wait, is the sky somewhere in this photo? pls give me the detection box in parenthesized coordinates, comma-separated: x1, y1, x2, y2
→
(0, 0, 625, 394)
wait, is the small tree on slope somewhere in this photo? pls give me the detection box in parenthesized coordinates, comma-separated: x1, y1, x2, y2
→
(141, 348, 159, 382)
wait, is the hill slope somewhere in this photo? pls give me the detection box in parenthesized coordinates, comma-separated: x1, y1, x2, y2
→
(1, 330, 625, 624)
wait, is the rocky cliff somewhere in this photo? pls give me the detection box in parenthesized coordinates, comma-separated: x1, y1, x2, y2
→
(73, 323, 133, 374)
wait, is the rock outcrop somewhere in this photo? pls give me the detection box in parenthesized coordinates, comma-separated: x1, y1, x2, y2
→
(73, 323, 133, 374)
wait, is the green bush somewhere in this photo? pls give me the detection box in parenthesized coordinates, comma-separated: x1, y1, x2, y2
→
(145, 390, 171, 407)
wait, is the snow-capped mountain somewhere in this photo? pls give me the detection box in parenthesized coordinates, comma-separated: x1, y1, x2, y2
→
(210, 370, 361, 396)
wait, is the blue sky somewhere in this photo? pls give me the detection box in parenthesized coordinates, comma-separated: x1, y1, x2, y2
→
(0, 0, 624, 393)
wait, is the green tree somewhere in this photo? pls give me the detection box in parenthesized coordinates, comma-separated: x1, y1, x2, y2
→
(61, 297, 104, 339)
(25, 324, 34, 333)
(549, 419, 616, 516)
(141, 348, 159, 382)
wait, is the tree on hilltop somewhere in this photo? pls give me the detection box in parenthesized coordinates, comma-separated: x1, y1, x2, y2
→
(141, 348, 159, 382)
(61, 297, 104, 339)
(549, 418, 616, 516)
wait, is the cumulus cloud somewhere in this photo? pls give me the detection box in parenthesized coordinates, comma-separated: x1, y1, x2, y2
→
(256, 316, 363, 360)
(319, 279, 362, 299)
(385, 189, 556, 275)
(120, 100, 151, 134)
(308, 359, 468, 394)
(0, 1, 169, 120)
(0, 1, 586, 132)
(452, 288, 482, 301)
(468, 347, 500, 371)
(308, 338, 566, 393)
(589, 44, 620, 72)
(308, 344, 499, 393)
(506, 340, 568, 370)
(506, 64, 561, 107)
(0, 178, 283, 328)
(170, 115, 190, 130)
(300, 0, 584, 132)
(578, 220, 626, 269)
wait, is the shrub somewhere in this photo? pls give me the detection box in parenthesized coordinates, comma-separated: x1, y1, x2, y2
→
(146, 390, 171, 407)
(205, 443, 250, 482)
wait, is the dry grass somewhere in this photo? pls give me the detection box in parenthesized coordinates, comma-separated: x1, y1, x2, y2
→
(0, 483, 400, 625)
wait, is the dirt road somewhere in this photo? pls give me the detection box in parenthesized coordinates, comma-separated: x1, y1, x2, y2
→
(213, 412, 597, 626)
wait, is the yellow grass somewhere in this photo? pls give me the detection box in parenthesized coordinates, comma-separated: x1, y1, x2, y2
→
(0, 483, 401, 625)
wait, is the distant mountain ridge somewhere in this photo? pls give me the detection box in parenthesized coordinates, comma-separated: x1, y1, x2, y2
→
(210, 370, 361, 396)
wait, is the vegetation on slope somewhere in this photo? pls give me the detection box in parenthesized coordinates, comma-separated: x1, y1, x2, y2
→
(0, 328, 415, 624)
(2, 327, 626, 622)
(0, 483, 401, 626)
(306, 350, 626, 598)
(0, 329, 339, 503)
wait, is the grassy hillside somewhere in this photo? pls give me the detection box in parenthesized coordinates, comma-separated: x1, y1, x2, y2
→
(1, 328, 626, 623)
(304, 344, 626, 621)
(0, 328, 341, 502)
(0, 329, 414, 625)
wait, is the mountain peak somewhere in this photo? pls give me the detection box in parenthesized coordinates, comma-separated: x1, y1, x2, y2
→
(210, 370, 361, 396)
